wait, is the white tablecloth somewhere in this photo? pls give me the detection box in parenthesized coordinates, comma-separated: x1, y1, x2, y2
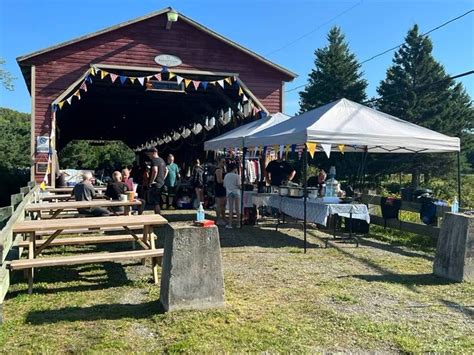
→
(250, 193, 277, 208)
(264, 195, 370, 227)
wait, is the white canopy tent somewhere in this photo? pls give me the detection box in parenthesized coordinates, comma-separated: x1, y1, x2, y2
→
(204, 112, 290, 150)
(245, 98, 460, 153)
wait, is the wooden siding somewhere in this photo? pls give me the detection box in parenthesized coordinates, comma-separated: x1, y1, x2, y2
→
(23, 14, 290, 181)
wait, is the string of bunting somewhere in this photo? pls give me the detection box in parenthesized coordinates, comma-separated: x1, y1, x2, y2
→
(52, 65, 259, 114)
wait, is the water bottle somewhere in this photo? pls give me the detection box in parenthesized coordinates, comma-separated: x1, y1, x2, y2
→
(451, 197, 459, 213)
(197, 202, 205, 221)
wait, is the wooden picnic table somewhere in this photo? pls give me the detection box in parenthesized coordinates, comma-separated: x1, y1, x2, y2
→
(11, 214, 168, 294)
(45, 186, 106, 194)
(25, 200, 142, 219)
(39, 194, 106, 202)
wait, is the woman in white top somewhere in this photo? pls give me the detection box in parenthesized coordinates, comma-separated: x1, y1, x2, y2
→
(223, 163, 241, 229)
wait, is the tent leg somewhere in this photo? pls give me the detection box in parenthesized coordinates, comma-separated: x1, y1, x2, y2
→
(457, 151, 462, 208)
(240, 147, 247, 228)
(303, 145, 308, 254)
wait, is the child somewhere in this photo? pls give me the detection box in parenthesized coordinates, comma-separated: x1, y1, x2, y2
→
(223, 163, 241, 228)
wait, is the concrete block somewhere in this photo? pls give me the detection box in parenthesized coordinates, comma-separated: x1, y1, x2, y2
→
(160, 223, 225, 311)
(433, 213, 474, 282)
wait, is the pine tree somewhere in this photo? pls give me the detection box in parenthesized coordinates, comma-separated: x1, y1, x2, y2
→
(376, 25, 474, 186)
(299, 26, 367, 112)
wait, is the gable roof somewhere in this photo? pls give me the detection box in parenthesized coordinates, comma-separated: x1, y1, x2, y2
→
(16, 7, 297, 79)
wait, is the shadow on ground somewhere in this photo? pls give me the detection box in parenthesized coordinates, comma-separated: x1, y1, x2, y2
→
(25, 301, 165, 324)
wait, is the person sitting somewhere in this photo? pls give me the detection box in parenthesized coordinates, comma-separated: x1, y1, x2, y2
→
(72, 172, 110, 216)
(122, 167, 145, 215)
(105, 171, 129, 214)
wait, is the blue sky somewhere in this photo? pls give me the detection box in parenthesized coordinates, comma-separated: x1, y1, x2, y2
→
(0, 0, 473, 115)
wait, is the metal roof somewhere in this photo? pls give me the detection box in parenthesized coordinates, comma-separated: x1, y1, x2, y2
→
(16, 7, 297, 79)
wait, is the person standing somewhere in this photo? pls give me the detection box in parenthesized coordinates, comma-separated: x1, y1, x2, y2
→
(191, 158, 205, 207)
(164, 154, 180, 209)
(214, 157, 227, 226)
(223, 163, 241, 229)
(146, 147, 168, 214)
(265, 156, 296, 187)
(72, 172, 110, 216)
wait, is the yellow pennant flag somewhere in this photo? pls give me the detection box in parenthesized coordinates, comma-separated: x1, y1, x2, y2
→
(58, 101, 65, 110)
(74, 90, 81, 99)
(90, 66, 96, 76)
(100, 70, 108, 80)
(168, 72, 176, 79)
(284, 144, 291, 154)
(238, 87, 244, 96)
(338, 144, 345, 154)
(208, 81, 215, 86)
(307, 142, 317, 158)
(184, 79, 192, 88)
(129, 77, 136, 84)
(225, 77, 232, 85)
(40, 181, 46, 191)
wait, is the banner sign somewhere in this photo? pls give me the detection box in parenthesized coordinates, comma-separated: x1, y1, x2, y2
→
(154, 54, 182, 67)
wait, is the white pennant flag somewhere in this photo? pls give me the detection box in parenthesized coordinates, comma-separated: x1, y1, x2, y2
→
(242, 94, 248, 102)
(66, 96, 72, 105)
(321, 144, 332, 158)
(137, 77, 145, 86)
(176, 76, 184, 85)
(217, 80, 224, 88)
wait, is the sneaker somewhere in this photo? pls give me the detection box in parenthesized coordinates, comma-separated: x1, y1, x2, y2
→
(225, 225, 233, 229)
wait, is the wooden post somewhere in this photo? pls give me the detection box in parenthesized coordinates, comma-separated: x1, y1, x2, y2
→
(30, 66, 36, 182)
(28, 232, 35, 294)
(149, 225, 159, 284)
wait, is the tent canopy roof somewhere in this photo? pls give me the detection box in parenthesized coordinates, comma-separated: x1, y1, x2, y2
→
(204, 112, 290, 150)
(245, 98, 460, 153)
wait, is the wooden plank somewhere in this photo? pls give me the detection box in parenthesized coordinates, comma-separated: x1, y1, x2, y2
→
(46, 187, 106, 193)
(35, 226, 143, 236)
(370, 215, 440, 239)
(13, 214, 168, 233)
(10, 249, 164, 270)
(39, 194, 107, 202)
(18, 234, 141, 248)
(10, 193, 24, 210)
(0, 206, 13, 225)
(20, 186, 30, 195)
(28, 181, 36, 188)
(25, 199, 141, 212)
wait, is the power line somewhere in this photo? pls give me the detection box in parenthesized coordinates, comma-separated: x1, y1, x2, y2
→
(285, 8, 474, 93)
(362, 69, 474, 105)
(265, 0, 363, 56)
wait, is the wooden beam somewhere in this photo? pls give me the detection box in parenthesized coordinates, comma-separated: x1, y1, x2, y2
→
(18, 234, 141, 248)
(30, 65, 36, 182)
(370, 215, 440, 239)
(9, 249, 164, 270)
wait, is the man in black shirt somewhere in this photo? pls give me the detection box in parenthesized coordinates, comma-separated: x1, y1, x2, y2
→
(146, 147, 168, 214)
(265, 157, 296, 187)
(105, 171, 129, 214)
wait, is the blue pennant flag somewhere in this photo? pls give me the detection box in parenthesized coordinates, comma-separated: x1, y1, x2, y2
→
(86, 76, 93, 84)
(119, 76, 127, 85)
(161, 66, 168, 73)
(263, 146, 267, 156)
(52, 104, 58, 113)
(201, 81, 208, 90)
(291, 144, 296, 153)
(259, 111, 268, 119)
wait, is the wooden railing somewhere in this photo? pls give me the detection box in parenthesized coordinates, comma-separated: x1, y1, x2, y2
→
(0, 182, 38, 321)
(361, 194, 451, 239)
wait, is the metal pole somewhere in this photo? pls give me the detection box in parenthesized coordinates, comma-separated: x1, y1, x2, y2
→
(457, 151, 462, 208)
(240, 146, 247, 228)
(303, 145, 308, 253)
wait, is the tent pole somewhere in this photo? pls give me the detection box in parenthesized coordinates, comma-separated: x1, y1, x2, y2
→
(457, 151, 462, 207)
(303, 145, 308, 254)
(240, 146, 247, 228)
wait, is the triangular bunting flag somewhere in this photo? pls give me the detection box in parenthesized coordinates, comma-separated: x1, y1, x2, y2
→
(90, 66, 96, 76)
(208, 81, 215, 86)
(40, 181, 46, 191)
(58, 101, 65, 110)
(263, 146, 267, 156)
(129, 77, 137, 84)
(66, 96, 72, 105)
(184, 79, 192, 88)
(86, 76, 93, 84)
(168, 72, 175, 79)
(291, 144, 296, 153)
(176, 76, 183, 85)
(74, 90, 81, 99)
(119, 76, 127, 85)
(217, 80, 224, 88)
(224, 77, 232, 86)
(338, 144, 345, 154)
(279, 145, 285, 159)
(242, 94, 248, 102)
(161, 66, 168, 73)
(321, 144, 331, 158)
(80, 82, 87, 92)
(52, 104, 58, 113)
(154, 73, 162, 81)
(110, 73, 118, 83)
(238, 87, 244, 96)
(137, 77, 145, 86)
(201, 81, 208, 90)
(307, 142, 317, 158)
(192, 80, 200, 90)
(100, 70, 108, 80)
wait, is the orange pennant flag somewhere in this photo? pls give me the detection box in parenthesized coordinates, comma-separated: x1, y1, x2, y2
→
(338, 144, 345, 154)
(238, 87, 244, 96)
(225, 77, 232, 85)
(306, 142, 317, 158)
(184, 79, 192, 88)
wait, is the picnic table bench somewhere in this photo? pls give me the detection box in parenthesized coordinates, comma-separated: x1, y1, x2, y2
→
(25, 200, 142, 219)
(11, 214, 168, 294)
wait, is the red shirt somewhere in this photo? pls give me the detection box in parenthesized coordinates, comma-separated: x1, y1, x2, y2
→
(123, 177, 133, 191)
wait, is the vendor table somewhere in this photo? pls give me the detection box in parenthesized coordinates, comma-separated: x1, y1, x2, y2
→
(11, 214, 168, 294)
(25, 200, 142, 219)
(253, 194, 370, 246)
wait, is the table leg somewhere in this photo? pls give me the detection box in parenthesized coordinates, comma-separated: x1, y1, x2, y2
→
(27, 232, 36, 294)
(124, 206, 131, 215)
(149, 225, 159, 284)
(142, 225, 148, 265)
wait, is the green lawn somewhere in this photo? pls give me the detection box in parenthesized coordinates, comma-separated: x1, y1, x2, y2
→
(0, 210, 472, 353)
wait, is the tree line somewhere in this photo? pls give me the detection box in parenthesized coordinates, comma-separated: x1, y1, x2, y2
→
(299, 25, 473, 187)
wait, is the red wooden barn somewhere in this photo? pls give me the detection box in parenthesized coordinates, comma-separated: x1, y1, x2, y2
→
(17, 7, 296, 184)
